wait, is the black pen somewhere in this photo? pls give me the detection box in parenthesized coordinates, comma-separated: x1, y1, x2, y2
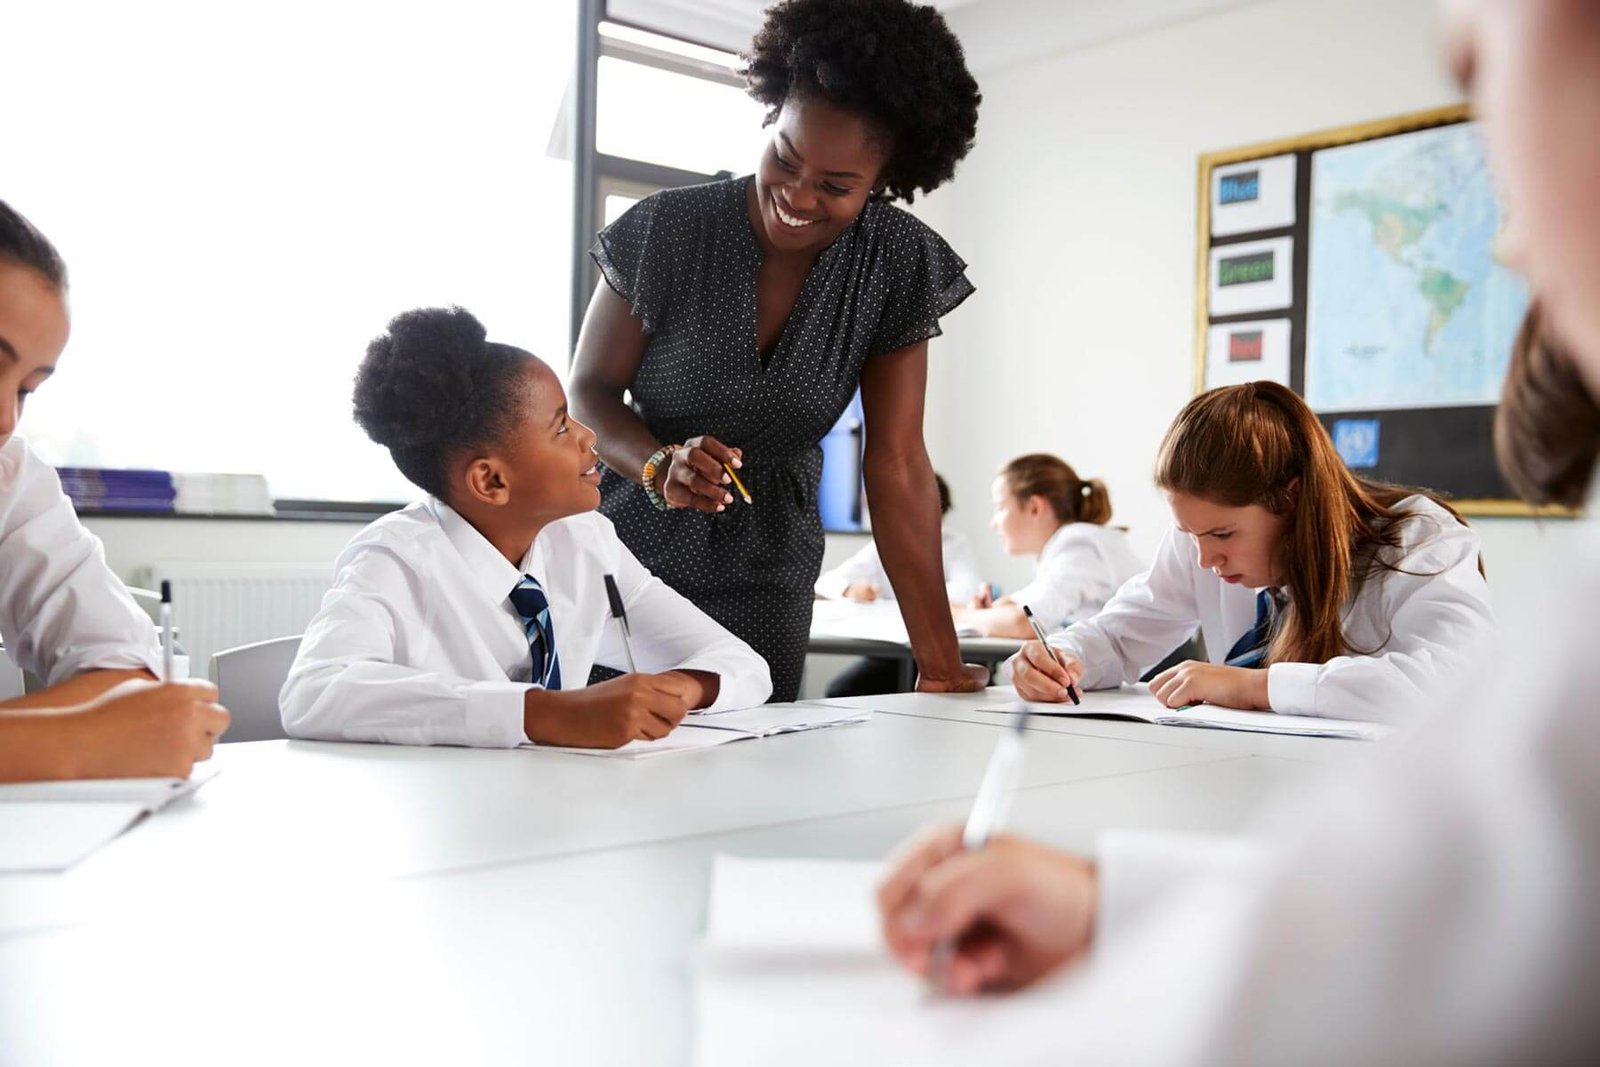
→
(603, 574, 639, 673)
(1022, 603, 1080, 705)
(160, 580, 175, 682)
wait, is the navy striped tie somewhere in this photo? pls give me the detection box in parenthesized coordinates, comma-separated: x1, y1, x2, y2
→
(1225, 588, 1283, 669)
(509, 575, 562, 690)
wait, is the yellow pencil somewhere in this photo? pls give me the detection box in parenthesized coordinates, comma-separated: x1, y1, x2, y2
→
(723, 462, 753, 504)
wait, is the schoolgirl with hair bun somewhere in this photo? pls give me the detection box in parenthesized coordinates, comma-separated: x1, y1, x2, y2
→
(281, 307, 770, 750)
(953, 454, 1143, 639)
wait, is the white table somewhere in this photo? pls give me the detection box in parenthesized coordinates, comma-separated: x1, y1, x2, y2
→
(0, 690, 1363, 1066)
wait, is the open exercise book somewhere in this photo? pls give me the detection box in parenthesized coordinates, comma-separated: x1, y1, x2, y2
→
(0, 768, 219, 873)
(524, 702, 871, 760)
(693, 855, 1227, 1066)
(982, 684, 1392, 741)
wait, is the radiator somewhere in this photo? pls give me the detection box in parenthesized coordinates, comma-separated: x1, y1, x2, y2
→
(136, 562, 334, 675)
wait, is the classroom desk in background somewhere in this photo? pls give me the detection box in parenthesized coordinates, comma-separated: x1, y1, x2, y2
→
(0, 690, 1370, 1066)
(808, 599, 1025, 689)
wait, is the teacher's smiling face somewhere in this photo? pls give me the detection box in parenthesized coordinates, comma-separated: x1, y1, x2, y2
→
(751, 96, 891, 255)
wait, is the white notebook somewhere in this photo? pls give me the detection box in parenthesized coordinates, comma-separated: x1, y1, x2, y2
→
(981, 685, 1391, 741)
(0, 767, 220, 873)
(695, 855, 1108, 1066)
(525, 702, 872, 760)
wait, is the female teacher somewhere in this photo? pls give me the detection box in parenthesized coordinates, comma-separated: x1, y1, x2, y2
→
(571, 0, 986, 702)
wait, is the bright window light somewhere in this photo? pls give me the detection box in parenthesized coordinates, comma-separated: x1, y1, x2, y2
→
(596, 56, 769, 176)
(5, 0, 575, 504)
(598, 21, 742, 70)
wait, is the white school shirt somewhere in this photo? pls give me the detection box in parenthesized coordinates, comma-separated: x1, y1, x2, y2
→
(1045, 495, 1494, 721)
(1007, 522, 1146, 632)
(1053, 507, 1600, 1065)
(813, 527, 983, 603)
(280, 500, 772, 747)
(0, 435, 160, 683)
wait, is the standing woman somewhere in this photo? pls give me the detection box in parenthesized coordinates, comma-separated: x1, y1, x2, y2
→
(571, 0, 987, 702)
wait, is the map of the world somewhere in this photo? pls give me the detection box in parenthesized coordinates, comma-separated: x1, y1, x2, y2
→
(1304, 121, 1529, 413)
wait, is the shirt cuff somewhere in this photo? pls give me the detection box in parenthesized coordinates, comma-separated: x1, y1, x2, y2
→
(464, 680, 536, 747)
(1266, 661, 1319, 716)
(1094, 830, 1265, 953)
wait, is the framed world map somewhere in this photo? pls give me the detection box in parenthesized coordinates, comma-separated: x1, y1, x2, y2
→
(1193, 105, 1558, 516)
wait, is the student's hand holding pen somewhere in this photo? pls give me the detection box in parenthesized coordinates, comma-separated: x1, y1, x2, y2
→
(877, 823, 1098, 995)
(523, 673, 695, 749)
(656, 435, 746, 513)
(1009, 641, 1085, 703)
(60, 678, 231, 779)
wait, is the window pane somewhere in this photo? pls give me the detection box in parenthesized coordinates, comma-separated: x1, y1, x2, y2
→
(604, 194, 642, 226)
(8, 0, 575, 504)
(596, 56, 768, 176)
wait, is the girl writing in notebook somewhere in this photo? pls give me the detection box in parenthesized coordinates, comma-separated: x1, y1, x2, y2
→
(280, 307, 772, 749)
(1008, 381, 1493, 721)
(953, 454, 1143, 639)
(0, 200, 230, 782)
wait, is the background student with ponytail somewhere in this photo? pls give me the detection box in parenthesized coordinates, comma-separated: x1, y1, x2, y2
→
(1009, 381, 1493, 722)
(953, 454, 1142, 639)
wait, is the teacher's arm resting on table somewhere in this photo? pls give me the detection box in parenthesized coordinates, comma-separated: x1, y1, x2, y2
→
(859, 341, 987, 693)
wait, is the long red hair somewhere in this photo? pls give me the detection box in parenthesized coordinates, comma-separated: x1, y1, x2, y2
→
(1155, 382, 1474, 665)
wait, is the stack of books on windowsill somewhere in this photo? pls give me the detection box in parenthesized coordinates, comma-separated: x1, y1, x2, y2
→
(173, 473, 274, 516)
(56, 468, 277, 517)
(56, 468, 177, 514)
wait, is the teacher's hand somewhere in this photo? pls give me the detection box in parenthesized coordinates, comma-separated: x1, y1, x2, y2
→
(660, 435, 743, 513)
(915, 663, 991, 693)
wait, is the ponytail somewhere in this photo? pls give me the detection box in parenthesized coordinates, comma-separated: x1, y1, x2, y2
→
(999, 454, 1115, 526)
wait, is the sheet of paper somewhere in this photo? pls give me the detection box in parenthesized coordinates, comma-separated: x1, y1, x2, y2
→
(0, 802, 148, 873)
(522, 729, 749, 760)
(686, 703, 871, 736)
(694, 856, 1116, 1066)
(0, 766, 220, 811)
(979, 685, 1166, 723)
(979, 685, 1391, 740)
(1165, 704, 1392, 741)
(809, 601, 914, 644)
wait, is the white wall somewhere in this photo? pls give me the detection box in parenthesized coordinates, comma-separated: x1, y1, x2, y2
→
(913, 0, 1582, 623)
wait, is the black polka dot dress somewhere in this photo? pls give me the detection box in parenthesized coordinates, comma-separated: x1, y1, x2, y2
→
(590, 176, 974, 702)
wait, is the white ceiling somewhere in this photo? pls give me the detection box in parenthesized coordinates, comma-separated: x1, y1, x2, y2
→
(604, 0, 1260, 71)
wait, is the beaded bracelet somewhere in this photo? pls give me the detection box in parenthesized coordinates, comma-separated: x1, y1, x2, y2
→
(641, 444, 679, 511)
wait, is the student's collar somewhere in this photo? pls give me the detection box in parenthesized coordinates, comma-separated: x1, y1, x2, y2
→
(428, 497, 536, 606)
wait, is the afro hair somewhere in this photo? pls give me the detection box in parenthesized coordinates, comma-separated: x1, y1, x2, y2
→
(742, 0, 981, 203)
(352, 306, 534, 500)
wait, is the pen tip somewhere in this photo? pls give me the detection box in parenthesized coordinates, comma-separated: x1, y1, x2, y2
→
(160, 580, 172, 603)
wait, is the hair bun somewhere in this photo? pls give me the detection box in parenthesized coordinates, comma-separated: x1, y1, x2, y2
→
(352, 306, 489, 451)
